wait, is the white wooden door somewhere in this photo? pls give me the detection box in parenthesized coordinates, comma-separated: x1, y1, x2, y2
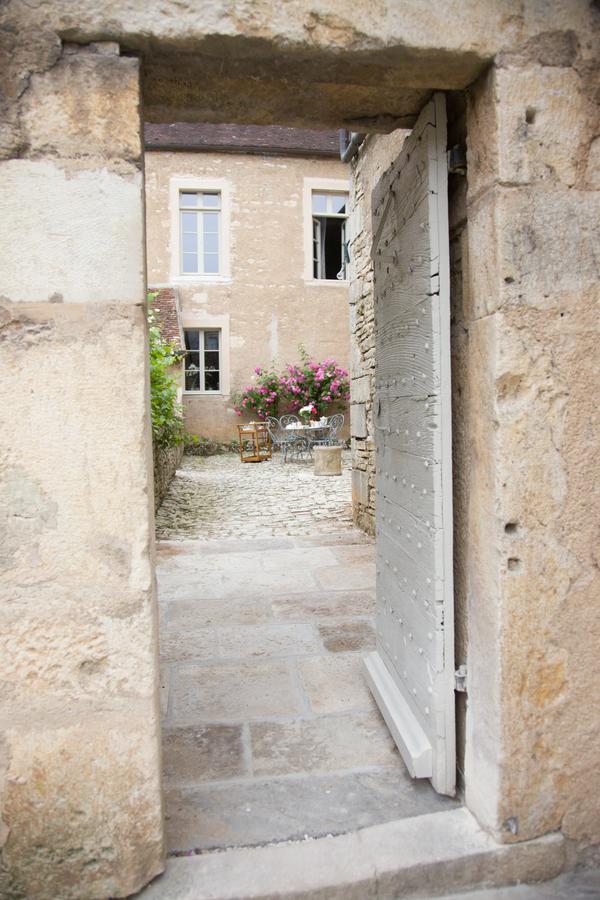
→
(363, 93, 455, 796)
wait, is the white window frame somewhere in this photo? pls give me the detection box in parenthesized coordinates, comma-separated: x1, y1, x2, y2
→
(181, 313, 231, 396)
(169, 177, 231, 284)
(183, 327, 222, 394)
(302, 177, 350, 285)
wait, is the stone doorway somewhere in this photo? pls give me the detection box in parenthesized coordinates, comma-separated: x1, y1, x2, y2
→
(156, 452, 456, 854)
(4, 5, 598, 896)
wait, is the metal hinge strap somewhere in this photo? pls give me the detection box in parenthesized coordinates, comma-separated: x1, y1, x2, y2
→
(454, 664, 468, 692)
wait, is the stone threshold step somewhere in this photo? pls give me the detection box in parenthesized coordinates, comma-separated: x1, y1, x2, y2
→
(137, 807, 564, 900)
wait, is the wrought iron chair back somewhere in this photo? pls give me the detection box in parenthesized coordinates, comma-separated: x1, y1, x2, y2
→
(327, 413, 344, 444)
(280, 414, 300, 428)
(266, 416, 307, 462)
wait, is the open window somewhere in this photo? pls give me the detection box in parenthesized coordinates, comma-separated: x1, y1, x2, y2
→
(184, 328, 221, 392)
(311, 192, 348, 280)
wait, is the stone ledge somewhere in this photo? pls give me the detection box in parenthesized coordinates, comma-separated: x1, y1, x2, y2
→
(138, 808, 565, 899)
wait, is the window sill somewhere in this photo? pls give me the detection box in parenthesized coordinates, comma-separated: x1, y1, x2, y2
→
(184, 391, 225, 397)
(303, 278, 349, 287)
(172, 274, 231, 285)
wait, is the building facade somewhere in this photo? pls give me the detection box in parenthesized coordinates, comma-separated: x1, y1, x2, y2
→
(144, 125, 351, 442)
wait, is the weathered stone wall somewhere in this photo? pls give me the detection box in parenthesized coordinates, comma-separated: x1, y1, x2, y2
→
(154, 443, 184, 511)
(0, 43, 164, 899)
(348, 131, 408, 535)
(461, 36, 600, 851)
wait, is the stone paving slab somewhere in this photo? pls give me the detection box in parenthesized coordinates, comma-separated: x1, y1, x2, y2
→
(163, 724, 248, 786)
(165, 596, 272, 627)
(250, 711, 400, 776)
(164, 769, 457, 853)
(298, 654, 377, 714)
(270, 588, 375, 620)
(170, 659, 304, 724)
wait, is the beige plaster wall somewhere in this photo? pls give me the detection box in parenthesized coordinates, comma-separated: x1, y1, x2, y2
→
(0, 45, 164, 899)
(145, 151, 350, 442)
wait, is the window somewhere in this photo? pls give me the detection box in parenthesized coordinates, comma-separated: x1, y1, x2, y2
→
(184, 329, 221, 392)
(311, 192, 349, 280)
(179, 191, 221, 275)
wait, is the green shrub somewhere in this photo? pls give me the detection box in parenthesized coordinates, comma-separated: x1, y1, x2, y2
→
(147, 292, 184, 449)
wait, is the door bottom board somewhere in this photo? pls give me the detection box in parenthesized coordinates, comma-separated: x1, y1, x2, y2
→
(363, 650, 432, 779)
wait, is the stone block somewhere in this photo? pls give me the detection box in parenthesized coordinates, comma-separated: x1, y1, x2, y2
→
(493, 66, 596, 189)
(466, 185, 600, 319)
(350, 402, 367, 438)
(21, 50, 142, 162)
(1, 717, 164, 899)
(352, 467, 369, 506)
(351, 374, 371, 403)
(0, 161, 145, 303)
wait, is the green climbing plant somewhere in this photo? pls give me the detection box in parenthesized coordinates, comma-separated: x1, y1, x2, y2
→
(147, 292, 185, 448)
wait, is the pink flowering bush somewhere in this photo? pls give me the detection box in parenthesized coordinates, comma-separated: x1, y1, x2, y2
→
(279, 349, 349, 417)
(231, 366, 282, 420)
(231, 350, 349, 420)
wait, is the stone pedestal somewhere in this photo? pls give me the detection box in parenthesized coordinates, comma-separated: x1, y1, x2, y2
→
(314, 446, 343, 476)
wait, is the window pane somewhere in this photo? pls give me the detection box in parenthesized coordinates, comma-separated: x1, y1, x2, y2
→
(204, 370, 220, 391)
(185, 353, 200, 372)
(201, 192, 220, 208)
(184, 330, 199, 350)
(180, 192, 199, 207)
(204, 331, 219, 351)
(312, 193, 328, 214)
(182, 232, 197, 253)
(204, 352, 219, 371)
(204, 253, 219, 274)
(182, 252, 198, 273)
(203, 212, 219, 233)
(185, 369, 200, 391)
(181, 211, 198, 232)
(331, 194, 347, 214)
(203, 232, 219, 254)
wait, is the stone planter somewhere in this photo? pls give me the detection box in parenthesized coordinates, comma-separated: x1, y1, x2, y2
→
(314, 445, 342, 476)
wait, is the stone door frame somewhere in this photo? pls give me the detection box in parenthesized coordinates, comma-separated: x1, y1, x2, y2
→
(2, 6, 597, 894)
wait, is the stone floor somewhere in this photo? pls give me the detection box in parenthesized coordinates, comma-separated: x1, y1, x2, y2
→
(155, 450, 353, 540)
(156, 453, 456, 854)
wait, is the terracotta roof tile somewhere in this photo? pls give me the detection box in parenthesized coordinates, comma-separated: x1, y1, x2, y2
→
(144, 123, 341, 157)
(150, 287, 183, 352)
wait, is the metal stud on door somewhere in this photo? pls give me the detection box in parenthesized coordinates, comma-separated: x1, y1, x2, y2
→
(363, 93, 455, 796)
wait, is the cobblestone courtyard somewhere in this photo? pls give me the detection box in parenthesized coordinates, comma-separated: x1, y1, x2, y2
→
(155, 452, 455, 854)
(155, 451, 353, 540)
